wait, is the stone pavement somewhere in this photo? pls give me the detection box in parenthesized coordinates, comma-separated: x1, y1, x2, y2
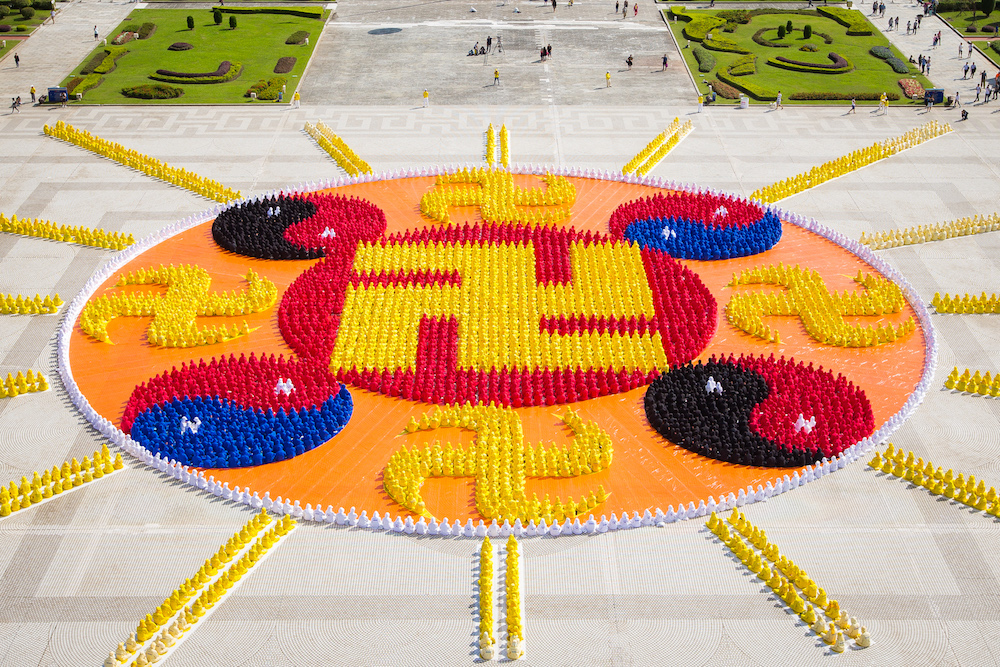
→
(1, 1, 1000, 666)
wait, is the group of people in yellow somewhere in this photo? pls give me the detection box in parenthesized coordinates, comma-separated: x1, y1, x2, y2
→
(0, 444, 122, 517)
(726, 264, 915, 348)
(750, 121, 951, 204)
(870, 443, 1000, 517)
(945, 367, 1000, 396)
(0, 369, 48, 398)
(0, 293, 62, 315)
(419, 167, 577, 227)
(707, 509, 870, 652)
(621, 118, 693, 176)
(43, 121, 241, 204)
(108, 511, 294, 667)
(304, 121, 373, 176)
(933, 291, 1000, 314)
(861, 212, 1000, 249)
(0, 212, 134, 250)
(386, 404, 612, 523)
(80, 264, 277, 348)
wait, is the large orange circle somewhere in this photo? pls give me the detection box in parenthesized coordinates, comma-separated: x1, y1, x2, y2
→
(68, 175, 926, 521)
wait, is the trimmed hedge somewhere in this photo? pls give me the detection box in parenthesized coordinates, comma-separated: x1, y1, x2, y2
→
(79, 50, 106, 75)
(67, 73, 103, 96)
(703, 34, 751, 54)
(150, 62, 242, 84)
(0, 7, 8, 17)
(669, 6, 727, 41)
(692, 45, 716, 72)
(168, 42, 193, 51)
(870, 45, 910, 73)
(81, 47, 128, 76)
(789, 91, 899, 100)
(217, 6, 322, 19)
(245, 76, 286, 100)
(716, 9, 751, 23)
(869, 45, 891, 59)
(752, 27, 788, 48)
(817, 6, 873, 35)
(717, 70, 777, 100)
(768, 52, 852, 73)
(32, 0, 53, 10)
(285, 30, 309, 45)
(19, 5, 32, 17)
(274, 56, 296, 74)
(139, 22, 155, 39)
(728, 53, 756, 76)
(121, 83, 183, 99)
(156, 61, 231, 78)
(0, 25, 11, 32)
(710, 78, 741, 99)
(992, 40, 1000, 56)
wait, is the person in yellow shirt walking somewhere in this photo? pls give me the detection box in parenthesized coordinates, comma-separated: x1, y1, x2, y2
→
(423, 89, 429, 107)
(30, 86, 36, 104)
(606, 71, 611, 87)
(494, 69, 500, 86)
(292, 90, 300, 108)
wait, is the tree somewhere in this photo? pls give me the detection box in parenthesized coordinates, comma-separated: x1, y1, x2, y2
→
(229, 15, 236, 29)
(213, 8, 222, 24)
(786, 19, 793, 32)
(20, 6, 34, 18)
(804, 24, 812, 38)
(186, 15, 194, 30)
(983, 0, 996, 17)
(777, 24, 786, 38)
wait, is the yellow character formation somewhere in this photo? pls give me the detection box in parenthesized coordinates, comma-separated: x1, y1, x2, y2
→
(304, 121, 373, 176)
(478, 536, 495, 659)
(0, 369, 49, 399)
(1, 212, 133, 250)
(861, 212, 1000, 249)
(80, 264, 277, 347)
(751, 121, 951, 204)
(870, 443, 1000, 519)
(419, 167, 577, 227)
(43, 121, 241, 203)
(944, 367, 1000, 396)
(385, 405, 612, 523)
(726, 264, 915, 347)
(0, 444, 123, 517)
(0, 293, 62, 315)
(707, 508, 869, 651)
(505, 534, 525, 659)
(621, 117, 693, 176)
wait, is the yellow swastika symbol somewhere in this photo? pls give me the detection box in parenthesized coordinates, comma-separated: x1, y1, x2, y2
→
(79, 264, 277, 347)
(384, 404, 613, 522)
(331, 240, 668, 373)
(419, 168, 577, 226)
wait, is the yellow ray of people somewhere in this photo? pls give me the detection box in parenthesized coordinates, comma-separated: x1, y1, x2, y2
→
(932, 291, 1000, 314)
(486, 123, 497, 165)
(304, 121, 373, 176)
(0, 369, 49, 398)
(105, 511, 295, 667)
(707, 509, 870, 651)
(943, 366, 1000, 395)
(0, 212, 134, 250)
(869, 443, 1000, 518)
(478, 537, 496, 660)
(0, 293, 62, 315)
(499, 124, 510, 168)
(861, 212, 1000, 250)
(622, 118, 693, 176)
(0, 444, 124, 518)
(504, 535, 525, 660)
(42, 121, 240, 203)
(751, 120, 951, 204)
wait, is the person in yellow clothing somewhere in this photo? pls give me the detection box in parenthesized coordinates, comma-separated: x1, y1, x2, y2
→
(29, 86, 36, 104)
(494, 69, 500, 86)
(606, 71, 611, 87)
(292, 90, 300, 108)
(423, 89, 429, 107)
(697, 94, 703, 112)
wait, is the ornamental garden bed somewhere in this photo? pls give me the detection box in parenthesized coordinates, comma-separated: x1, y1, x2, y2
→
(666, 7, 931, 104)
(936, 9, 1000, 42)
(60, 7, 327, 104)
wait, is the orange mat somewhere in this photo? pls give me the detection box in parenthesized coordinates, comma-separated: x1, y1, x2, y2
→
(68, 176, 926, 520)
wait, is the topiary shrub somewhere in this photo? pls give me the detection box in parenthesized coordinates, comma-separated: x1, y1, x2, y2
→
(692, 44, 716, 72)
(769, 51, 853, 73)
(274, 56, 296, 74)
(213, 8, 222, 24)
(717, 70, 777, 100)
(777, 24, 786, 38)
(0, 7, 10, 18)
(245, 77, 286, 100)
(151, 61, 243, 84)
(217, 6, 322, 18)
(803, 24, 812, 38)
(229, 15, 236, 29)
(186, 15, 194, 30)
(285, 30, 309, 44)
(15, 24, 25, 31)
(121, 83, 183, 99)
(870, 46, 910, 73)
(966, 25, 978, 32)
(168, 42, 193, 51)
(139, 22, 155, 39)
(869, 45, 891, 59)
(20, 7, 34, 19)
(992, 39, 1000, 55)
(786, 19, 793, 32)
(800, 44, 819, 51)
(0, 24, 12, 32)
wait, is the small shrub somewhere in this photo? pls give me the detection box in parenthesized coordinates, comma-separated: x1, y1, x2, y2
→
(0, 6, 8, 17)
(723, 22, 736, 32)
(815, 30, 834, 44)
(168, 42, 193, 51)
(150, 61, 242, 84)
(0, 24, 12, 32)
(966, 25, 978, 32)
(274, 56, 296, 74)
(213, 8, 222, 24)
(138, 22, 155, 39)
(32, 0, 53, 9)
(785, 19, 793, 32)
(15, 24, 25, 31)
(20, 7, 34, 19)
(983, 25, 997, 33)
(800, 44, 818, 52)
(245, 77, 286, 100)
(992, 40, 1000, 55)
(186, 15, 194, 30)
(229, 15, 236, 29)
(884, 56, 910, 73)
(121, 23, 139, 32)
(286, 30, 309, 44)
(692, 44, 716, 73)
(803, 24, 812, 38)
(121, 83, 183, 99)
(777, 24, 786, 38)
(869, 45, 892, 59)
(717, 9, 751, 23)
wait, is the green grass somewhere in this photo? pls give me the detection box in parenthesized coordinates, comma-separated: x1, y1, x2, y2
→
(0, 10, 48, 34)
(60, 8, 327, 104)
(666, 9, 932, 104)
(936, 9, 999, 37)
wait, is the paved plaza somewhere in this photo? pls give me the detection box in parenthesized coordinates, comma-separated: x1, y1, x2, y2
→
(2, 0, 1000, 665)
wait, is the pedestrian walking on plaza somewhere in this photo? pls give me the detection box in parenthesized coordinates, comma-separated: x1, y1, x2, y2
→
(10, 98, 18, 114)
(895, 17, 900, 29)
(49, 9, 54, 23)
(955, 91, 961, 107)
(963, 62, 969, 79)
(487, 35, 492, 53)
(959, 42, 963, 58)
(872, 0, 877, 13)
(879, 3, 885, 17)
(13, 53, 18, 68)
(606, 71, 611, 87)
(616, 0, 619, 12)
(29, 86, 35, 103)
(970, 61, 976, 78)
(496, 36, 503, 53)
(981, 70, 988, 86)
(975, 84, 981, 102)
(926, 56, 930, 74)
(423, 89, 429, 107)
(634, 3, 638, 15)
(547, 44, 552, 57)
(906, 20, 911, 34)
(697, 94, 703, 112)
(94, 25, 98, 40)
(552, 0, 557, 11)
(494, 68, 500, 85)
(662, 53, 669, 70)
(292, 90, 300, 108)
(849, 98, 856, 113)
(623, 5, 627, 18)
(967, 41, 974, 57)
(776, 90, 783, 109)
(541, 47, 546, 61)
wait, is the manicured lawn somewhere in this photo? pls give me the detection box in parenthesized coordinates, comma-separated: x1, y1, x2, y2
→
(61, 8, 327, 104)
(936, 9, 1000, 37)
(666, 8, 933, 104)
(0, 9, 49, 35)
